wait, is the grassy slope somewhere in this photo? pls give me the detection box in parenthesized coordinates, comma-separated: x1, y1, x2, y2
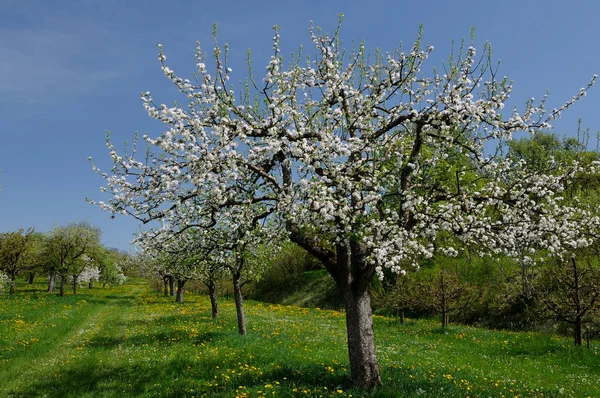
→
(1, 279, 599, 397)
(274, 270, 344, 310)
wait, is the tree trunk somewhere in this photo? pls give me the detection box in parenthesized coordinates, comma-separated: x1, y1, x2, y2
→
(48, 270, 56, 293)
(168, 276, 175, 296)
(72, 277, 78, 295)
(176, 279, 186, 303)
(208, 283, 219, 320)
(163, 276, 168, 296)
(59, 276, 65, 297)
(288, 224, 382, 388)
(337, 243, 382, 389)
(232, 273, 246, 336)
(400, 309, 405, 325)
(89, 281, 93, 289)
(9, 271, 16, 295)
(574, 316, 583, 346)
(28, 272, 35, 284)
(343, 281, 381, 388)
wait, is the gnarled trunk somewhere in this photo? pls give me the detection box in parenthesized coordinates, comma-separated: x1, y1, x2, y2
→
(176, 279, 186, 303)
(47, 270, 56, 293)
(232, 272, 246, 336)
(208, 283, 219, 320)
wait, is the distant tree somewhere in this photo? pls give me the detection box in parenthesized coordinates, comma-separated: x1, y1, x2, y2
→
(67, 254, 101, 294)
(43, 222, 102, 296)
(417, 264, 479, 328)
(137, 235, 196, 304)
(198, 260, 226, 320)
(131, 251, 173, 295)
(373, 271, 414, 324)
(171, 230, 228, 318)
(0, 228, 35, 294)
(20, 232, 46, 285)
(538, 254, 600, 346)
(78, 259, 101, 289)
(91, 247, 126, 288)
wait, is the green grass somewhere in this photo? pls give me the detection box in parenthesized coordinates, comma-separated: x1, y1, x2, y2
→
(1, 279, 599, 397)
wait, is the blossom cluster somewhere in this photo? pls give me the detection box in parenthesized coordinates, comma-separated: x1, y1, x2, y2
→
(78, 264, 101, 284)
(0, 271, 9, 293)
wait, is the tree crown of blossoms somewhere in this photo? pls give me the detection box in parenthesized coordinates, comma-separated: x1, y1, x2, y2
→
(90, 19, 599, 279)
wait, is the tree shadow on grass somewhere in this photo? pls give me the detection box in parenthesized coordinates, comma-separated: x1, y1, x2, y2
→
(84, 329, 223, 349)
(6, 362, 173, 398)
(7, 358, 352, 398)
(233, 362, 353, 390)
(98, 312, 225, 336)
(7, 357, 562, 398)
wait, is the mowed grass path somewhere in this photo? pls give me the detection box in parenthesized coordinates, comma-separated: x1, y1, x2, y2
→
(1, 280, 599, 397)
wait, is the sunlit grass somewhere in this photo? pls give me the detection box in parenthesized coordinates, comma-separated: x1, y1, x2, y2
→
(1, 279, 599, 397)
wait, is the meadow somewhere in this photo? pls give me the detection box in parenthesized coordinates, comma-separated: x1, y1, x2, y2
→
(0, 280, 599, 397)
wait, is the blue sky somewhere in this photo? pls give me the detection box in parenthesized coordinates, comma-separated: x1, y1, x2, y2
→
(1, 0, 599, 251)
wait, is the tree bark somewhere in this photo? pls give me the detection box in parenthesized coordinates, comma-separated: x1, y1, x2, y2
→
(28, 272, 35, 285)
(232, 272, 246, 336)
(48, 270, 56, 293)
(337, 243, 382, 389)
(89, 281, 93, 289)
(208, 283, 219, 320)
(168, 276, 175, 296)
(176, 279, 186, 303)
(9, 271, 16, 295)
(342, 280, 381, 388)
(72, 277, 78, 295)
(59, 276, 65, 297)
(574, 316, 583, 346)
